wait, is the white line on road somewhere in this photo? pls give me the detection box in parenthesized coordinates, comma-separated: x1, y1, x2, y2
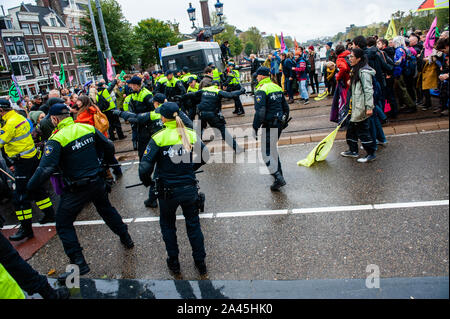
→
(17, 199, 448, 229)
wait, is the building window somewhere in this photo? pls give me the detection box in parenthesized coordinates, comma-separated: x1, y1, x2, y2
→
(0, 80, 11, 92)
(58, 52, 66, 65)
(54, 36, 61, 47)
(50, 18, 57, 27)
(0, 55, 8, 70)
(31, 24, 40, 35)
(5, 43, 16, 55)
(62, 35, 69, 47)
(50, 52, 58, 66)
(15, 41, 26, 55)
(21, 23, 31, 35)
(35, 40, 45, 54)
(66, 51, 74, 64)
(26, 40, 36, 55)
(32, 60, 42, 77)
(72, 36, 78, 46)
(46, 35, 53, 47)
(12, 62, 32, 76)
(70, 69, 77, 85)
(6, 20, 13, 29)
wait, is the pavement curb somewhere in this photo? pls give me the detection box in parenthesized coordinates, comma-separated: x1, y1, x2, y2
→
(207, 120, 449, 154)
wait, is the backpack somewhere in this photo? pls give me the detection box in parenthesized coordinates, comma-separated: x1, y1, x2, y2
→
(96, 90, 110, 112)
(403, 48, 418, 78)
(305, 54, 312, 74)
(92, 106, 109, 134)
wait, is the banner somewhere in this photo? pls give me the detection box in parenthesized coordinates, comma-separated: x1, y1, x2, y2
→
(424, 17, 438, 57)
(385, 18, 398, 41)
(8, 84, 20, 103)
(417, 0, 449, 11)
(59, 64, 65, 86)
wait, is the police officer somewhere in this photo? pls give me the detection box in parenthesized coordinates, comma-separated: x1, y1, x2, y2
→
(97, 77, 126, 141)
(181, 67, 198, 89)
(253, 67, 290, 191)
(139, 102, 209, 277)
(164, 70, 187, 104)
(186, 81, 245, 153)
(0, 99, 55, 242)
(184, 77, 201, 121)
(225, 62, 245, 116)
(121, 76, 154, 159)
(27, 104, 134, 282)
(154, 71, 168, 94)
(208, 62, 223, 85)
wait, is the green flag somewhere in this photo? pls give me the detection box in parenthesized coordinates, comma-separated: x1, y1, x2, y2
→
(59, 64, 66, 86)
(119, 70, 126, 81)
(8, 83, 20, 103)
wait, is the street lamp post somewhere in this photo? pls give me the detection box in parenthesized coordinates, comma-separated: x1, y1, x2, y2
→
(187, 0, 225, 40)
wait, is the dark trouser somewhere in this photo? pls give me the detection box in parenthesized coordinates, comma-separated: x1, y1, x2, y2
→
(105, 110, 125, 140)
(346, 119, 376, 156)
(262, 123, 283, 175)
(394, 75, 416, 109)
(422, 89, 432, 109)
(309, 71, 319, 94)
(13, 156, 53, 222)
(0, 232, 47, 295)
(229, 84, 244, 113)
(284, 77, 294, 100)
(200, 114, 239, 151)
(158, 185, 206, 262)
(56, 177, 128, 258)
(276, 73, 282, 87)
(326, 77, 336, 96)
(440, 81, 449, 111)
(137, 134, 151, 160)
(404, 75, 417, 102)
(131, 124, 138, 143)
(385, 78, 399, 117)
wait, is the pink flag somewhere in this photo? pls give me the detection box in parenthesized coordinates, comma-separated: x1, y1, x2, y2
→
(280, 32, 286, 52)
(69, 75, 74, 84)
(424, 17, 438, 57)
(106, 58, 114, 81)
(52, 73, 61, 88)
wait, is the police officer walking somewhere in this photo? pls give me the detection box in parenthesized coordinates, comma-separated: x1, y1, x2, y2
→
(253, 67, 290, 191)
(97, 76, 126, 141)
(0, 99, 55, 242)
(225, 62, 245, 116)
(27, 104, 134, 282)
(139, 102, 209, 277)
(186, 82, 246, 153)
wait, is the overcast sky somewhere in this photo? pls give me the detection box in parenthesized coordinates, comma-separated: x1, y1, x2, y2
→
(2, 0, 420, 41)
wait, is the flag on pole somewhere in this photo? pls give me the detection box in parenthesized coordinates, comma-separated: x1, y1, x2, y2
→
(106, 58, 114, 81)
(119, 70, 126, 81)
(280, 32, 286, 52)
(8, 83, 20, 103)
(59, 64, 66, 86)
(385, 18, 398, 41)
(297, 121, 345, 167)
(69, 75, 74, 84)
(11, 75, 23, 100)
(417, 0, 449, 11)
(424, 17, 438, 57)
(52, 73, 61, 88)
(294, 38, 299, 51)
(274, 34, 281, 49)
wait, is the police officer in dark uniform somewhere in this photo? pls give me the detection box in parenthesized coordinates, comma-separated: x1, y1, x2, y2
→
(253, 67, 290, 191)
(0, 99, 56, 242)
(164, 70, 187, 104)
(224, 62, 245, 116)
(97, 77, 126, 141)
(186, 81, 246, 153)
(139, 102, 209, 277)
(27, 104, 134, 282)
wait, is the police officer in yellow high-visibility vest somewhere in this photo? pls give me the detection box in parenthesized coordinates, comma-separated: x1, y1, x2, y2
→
(0, 99, 55, 242)
(184, 77, 201, 121)
(224, 62, 245, 116)
(181, 66, 198, 89)
(96, 77, 126, 141)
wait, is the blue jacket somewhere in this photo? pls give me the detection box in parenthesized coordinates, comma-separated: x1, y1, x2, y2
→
(394, 47, 407, 78)
(282, 58, 296, 79)
(271, 53, 281, 75)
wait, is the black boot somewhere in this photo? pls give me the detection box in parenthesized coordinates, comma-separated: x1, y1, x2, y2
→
(167, 256, 181, 275)
(270, 172, 286, 192)
(9, 220, 34, 241)
(38, 283, 71, 299)
(120, 232, 134, 249)
(39, 207, 55, 225)
(194, 260, 208, 276)
(58, 253, 90, 285)
(133, 141, 138, 151)
(144, 198, 158, 208)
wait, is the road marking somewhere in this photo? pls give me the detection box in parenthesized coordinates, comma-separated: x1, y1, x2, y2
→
(14, 199, 447, 229)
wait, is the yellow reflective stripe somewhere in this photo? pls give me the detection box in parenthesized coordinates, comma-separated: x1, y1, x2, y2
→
(38, 202, 52, 210)
(16, 209, 32, 220)
(36, 198, 51, 206)
(10, 131, 31, 143)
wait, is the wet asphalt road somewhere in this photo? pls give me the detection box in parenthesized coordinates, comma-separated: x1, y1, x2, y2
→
(6, 129, 445, 289)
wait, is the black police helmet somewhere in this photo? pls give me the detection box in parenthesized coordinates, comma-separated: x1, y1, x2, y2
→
(0, 99, 12, 110)
(155, 102, 179, 120)
(152, 93, 166, 104)
(48, 103, 70, 116)
(255, 67, 271, 77)
(126, 76, 142, 85)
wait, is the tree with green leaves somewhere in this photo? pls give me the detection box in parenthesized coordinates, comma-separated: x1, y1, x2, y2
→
(134, 18, 182, 69)
(244, 42, 256, 56)
(265, 35, 275, 50)
(241, 27, 263, 54)
(79, 0, 138, 75)
(214, 22, 243, 57)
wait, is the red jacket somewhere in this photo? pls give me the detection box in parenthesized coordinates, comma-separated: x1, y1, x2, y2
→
(75, 106, 108, 137)
(336, 50, 351, 86)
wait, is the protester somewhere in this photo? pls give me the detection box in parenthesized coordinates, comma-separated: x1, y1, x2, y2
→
(293, 48, 310, 105)
(324, 61, 337, 97)
(307, 46, 321, 95)
(281, 52, 296, 104)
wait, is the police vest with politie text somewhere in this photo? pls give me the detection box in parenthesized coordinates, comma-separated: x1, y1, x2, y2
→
(0, 110, 37, 160)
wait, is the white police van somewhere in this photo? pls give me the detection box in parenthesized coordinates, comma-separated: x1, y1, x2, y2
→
(161, 40, 223, 75)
